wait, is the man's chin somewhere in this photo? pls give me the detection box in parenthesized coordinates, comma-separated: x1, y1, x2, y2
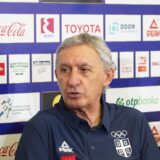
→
(65, 100, 84, 109)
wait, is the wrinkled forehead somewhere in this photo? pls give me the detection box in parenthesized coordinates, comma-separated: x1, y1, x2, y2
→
(56, 44, 102, 67)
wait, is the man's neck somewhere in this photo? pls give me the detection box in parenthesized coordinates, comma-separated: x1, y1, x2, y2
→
(72, 104, 102, 128)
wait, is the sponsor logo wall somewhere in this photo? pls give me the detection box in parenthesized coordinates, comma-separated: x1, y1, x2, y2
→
(0, 14, 34, 43)
(143, 15, 160, 41)
(105, 15, 141, 42)
(36, 14, 60, 43)
(0, 50, 160, 84)
(106, 86, 160, 113)
(62, 14, 103, 40)
(0, 1, 160, 159)
(0, 92, 40, 123)
(32, 54, 52, 82)
(0, 134, 21, 159)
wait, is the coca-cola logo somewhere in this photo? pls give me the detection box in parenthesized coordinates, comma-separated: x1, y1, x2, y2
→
(0, 142, 19, 157)
(0, 22, 26, 37)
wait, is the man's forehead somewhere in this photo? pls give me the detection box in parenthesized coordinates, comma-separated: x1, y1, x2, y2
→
(59, 62, 92, 68)
(58, 52, 96, 61)
(57, 44, 102, 66)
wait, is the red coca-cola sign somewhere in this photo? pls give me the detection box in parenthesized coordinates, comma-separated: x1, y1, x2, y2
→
(0, 22, 26, 37)
(0, 142, 19, 157)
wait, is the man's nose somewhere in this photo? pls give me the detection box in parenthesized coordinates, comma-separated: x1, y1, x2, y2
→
(67, 69, 80, 88)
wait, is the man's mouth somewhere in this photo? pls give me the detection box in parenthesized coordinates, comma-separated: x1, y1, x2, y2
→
(67, 92, 82, 98)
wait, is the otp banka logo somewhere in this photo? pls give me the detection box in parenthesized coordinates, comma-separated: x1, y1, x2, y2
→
(116, 97, 138, 108)
(116, 96, 160, 108)
(41, 18, 54, 34)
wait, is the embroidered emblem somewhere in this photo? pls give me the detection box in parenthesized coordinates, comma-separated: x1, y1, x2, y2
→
(111, 130, 132, 158)
(59, 141, 73, 153)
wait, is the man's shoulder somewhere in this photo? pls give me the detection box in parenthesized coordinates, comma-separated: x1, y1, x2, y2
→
(28, 105, 61, 126)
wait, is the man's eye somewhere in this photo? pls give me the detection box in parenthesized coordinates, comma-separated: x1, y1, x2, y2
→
(80, 68, 90, 73)
(60, 68, 70, 73)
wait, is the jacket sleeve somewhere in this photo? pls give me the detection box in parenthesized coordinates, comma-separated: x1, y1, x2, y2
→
(140, 114, 160, 160)
(15, 122, 50, 160)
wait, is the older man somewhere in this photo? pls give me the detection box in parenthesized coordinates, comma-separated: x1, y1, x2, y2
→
(16, 33, 160, 160)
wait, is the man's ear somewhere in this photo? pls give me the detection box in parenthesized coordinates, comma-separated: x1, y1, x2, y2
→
(104, 69, 115, 87)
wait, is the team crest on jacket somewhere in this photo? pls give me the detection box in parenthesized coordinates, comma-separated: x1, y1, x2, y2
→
(111, 130, 132, 158)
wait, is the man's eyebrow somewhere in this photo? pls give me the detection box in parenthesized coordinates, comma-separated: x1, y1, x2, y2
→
(59, 64, 70, 67)
(79, 63, 93, 68)
(58, 63, 93, 69)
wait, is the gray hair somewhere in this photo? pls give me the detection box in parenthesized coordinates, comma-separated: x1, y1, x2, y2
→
(55, 33, 116, 71)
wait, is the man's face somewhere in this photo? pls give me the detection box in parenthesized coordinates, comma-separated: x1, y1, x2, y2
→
(55, 44, 113, 109)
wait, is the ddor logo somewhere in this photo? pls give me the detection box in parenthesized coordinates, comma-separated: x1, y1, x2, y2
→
(109, 23, 136, 35)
